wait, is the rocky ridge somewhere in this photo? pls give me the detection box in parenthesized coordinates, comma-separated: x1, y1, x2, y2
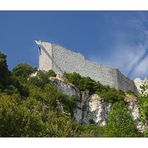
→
(134, 78, 148, 96)
(50, 76, 148, 133)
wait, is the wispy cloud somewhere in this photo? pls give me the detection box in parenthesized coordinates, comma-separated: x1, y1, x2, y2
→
(90, 12, 148, 79)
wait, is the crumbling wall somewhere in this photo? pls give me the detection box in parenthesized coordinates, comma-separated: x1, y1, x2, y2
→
(38, 41, 137, 93)
(38, 42, 53, 71)
(52, 44, 119, 89)
(116, 70, 138, 93)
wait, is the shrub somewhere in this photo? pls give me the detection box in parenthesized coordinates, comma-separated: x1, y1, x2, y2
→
(98, 88, 125, 103)
(47, 70, 56, 77)
(138, 83, 148, 123)
(138, 95, 148, 123)
(64, 72, 104, 94)
(103, 101, 140, 137)
(28, 71, 50, 88)
(64, 72, 126, 104)
(0, 94, 93, 137)
(12, 63, 37, 78)
(127, 90, 137, 97)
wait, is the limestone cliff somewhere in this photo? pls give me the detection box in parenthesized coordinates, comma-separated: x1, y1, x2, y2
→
(49, 76, 148, 133)
(49, 76, 78, 97)
(134, 78, 148, 96)
(74, 92, 112, 126)
(124, 94, 147, 133)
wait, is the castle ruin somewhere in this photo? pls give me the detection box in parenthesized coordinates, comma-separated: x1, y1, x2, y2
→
(35, 40, 138, 94)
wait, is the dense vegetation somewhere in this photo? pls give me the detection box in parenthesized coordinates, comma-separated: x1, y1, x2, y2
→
(137, 82, 148, 136)
(0, 51, 147, 137)
(64, 72, 125, 103)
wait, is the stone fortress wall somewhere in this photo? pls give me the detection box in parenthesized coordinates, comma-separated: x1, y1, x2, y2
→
(38, 41, 53, 71)
(36, 40, 138, 94)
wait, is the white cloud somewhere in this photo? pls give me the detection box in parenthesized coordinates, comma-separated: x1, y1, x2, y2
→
(109, 14, 148, 79)
(134, 57, 148, 77)
(89, 13, 148, 79)
(106, 44, 145, 77)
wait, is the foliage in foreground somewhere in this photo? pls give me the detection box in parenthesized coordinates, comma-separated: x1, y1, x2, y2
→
(103, 101, 140, 137)
(0, 51, 146, 137)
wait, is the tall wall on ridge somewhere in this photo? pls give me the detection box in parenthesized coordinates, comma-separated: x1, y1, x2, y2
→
(52, 44, 119, 89)
(36, 41, 138, 93)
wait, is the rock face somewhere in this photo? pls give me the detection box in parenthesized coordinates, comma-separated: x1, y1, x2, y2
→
(73, 90, 90, 124)
(49, 76, 148, 133)
(125, 94, 148, 133)
(49, 77, 78, 97)
(73, 93, 111, 126)
(88, 94, 112, 126)
(50, 77, 112, 126)
(134, 77, 148, 96)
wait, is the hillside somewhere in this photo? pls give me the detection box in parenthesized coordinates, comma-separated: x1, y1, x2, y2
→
(0, 51, 148, 137)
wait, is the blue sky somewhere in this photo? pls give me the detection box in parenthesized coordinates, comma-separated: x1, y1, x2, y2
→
(0, 11, 147, 79)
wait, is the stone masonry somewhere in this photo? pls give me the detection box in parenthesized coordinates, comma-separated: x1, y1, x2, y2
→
(35, 40, 138, 94)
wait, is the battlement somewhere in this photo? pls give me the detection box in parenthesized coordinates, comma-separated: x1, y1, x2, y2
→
(36, 40, 138, 94)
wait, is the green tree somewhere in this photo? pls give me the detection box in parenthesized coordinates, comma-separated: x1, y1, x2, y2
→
(12, 63, 37, 78)
(47, 70, 56, 77)
(0, 52, 10, 89)
(28, 71, 52, 88)
(104, 101, 139, 137)
(138, 82, 148, 123)
(0, 94, 93, 137)
(63, 72, 104, 94)
(99, 88, 125, 103)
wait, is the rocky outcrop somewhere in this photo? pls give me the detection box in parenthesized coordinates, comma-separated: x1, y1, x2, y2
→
(125, 94, 148, 133)
(49, 77, 79, 97)
(88, 94, 112, 126)
(50, 77, 112, 126)
(49, 76, 148, 133)
(74, 92, 111, 126)
(134, 77, 148, 96)
(73, 90, 90, 124)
